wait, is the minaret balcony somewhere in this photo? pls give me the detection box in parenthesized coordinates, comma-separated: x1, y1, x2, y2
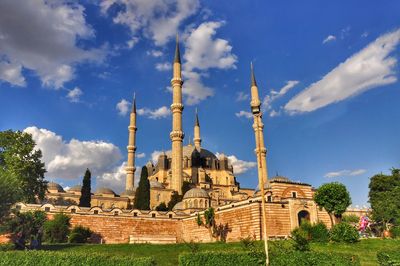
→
(170, 130, 185, 140)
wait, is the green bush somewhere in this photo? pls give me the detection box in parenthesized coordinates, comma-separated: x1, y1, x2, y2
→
(0, 243, 14, 251)
(309, 222, 329, 243)
(290, 227, 310, 251)
(43, 213, 71, 243)
(390, 226, 400, 239)
(179, 251, 360, 266)
(377, 251, 400, 266)
(0, 251, 156, 266)
(342, 214, 360, 223)
(330, 222, 359, 243)
(69, 226, 93, 243)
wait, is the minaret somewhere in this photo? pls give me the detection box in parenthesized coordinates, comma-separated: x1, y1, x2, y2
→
(193, 108, 201, 150)
(125, 94, 137, 192)
(170, 35, 184, 195)
(250, 63, 268, 184)
(250, 62, 270, 264)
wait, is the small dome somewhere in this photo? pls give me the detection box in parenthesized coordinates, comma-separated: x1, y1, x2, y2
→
(270, 176, 291, 182)
(183, 188, 209, 199)
(172, 201, 184, 210)
(95, 187, 115, 196)
(47, 182, 64, 192)
(150, 180, 164, 188)
(68, 185, 82, 192)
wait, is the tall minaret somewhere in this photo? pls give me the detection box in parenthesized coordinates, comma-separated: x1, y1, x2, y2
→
(250, 62, 270, 264)
(193, 108, 201, 150)
(125, 94, 137, 192)
(170, 35, 184, 195)
(250, 63, 268, 185)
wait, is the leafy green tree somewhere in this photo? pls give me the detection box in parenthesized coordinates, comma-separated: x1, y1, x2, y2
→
(167, 191, 182, 211)
(369, 168, 400, 230)
(313, 182, 351, 226)
(69, 225, 93, 243)
(0, 171, 21, 222)
(4, 210, 47, 249)
(155, 202, 168, 211)
(79, 169, 91, 207)
(134, 166, 150, 210)
(43, 213, 71, 243)
(0, 130, 47, 207)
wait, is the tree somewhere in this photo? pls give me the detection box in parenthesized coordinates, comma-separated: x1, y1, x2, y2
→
(43, 213, 71, 243)
(4, 210, 47, 249)
(134, 166, 150, 210)
(79, 168, 91, 207)
(313, 182, 351, 226)
(369, 168, 400, 230)
(155, 202, 168, 211)
(0, 171, 21, 222)
(0, 130, 47, 204)
(167, 191, 182, 211)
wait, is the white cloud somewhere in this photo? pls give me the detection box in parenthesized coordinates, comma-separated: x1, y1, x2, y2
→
(67, 87, 83, 103)
(24, 126, 122, 180)
(100, 0, 199, 46)
(0, 0, 106, 88)
(155, 62, 172, 71)
(147, 50, 163, 57)
(181, 21, 237, 105)
(324, 169, 367, 178)
(97, 162, 126, 193)
(285, 29, 400, 114)
(0, 61, 26, 86)
(216, 153, 256, 175)
(262, 80, 299, 114)
(235, 110, 252, 119)
(151, 150, 163, 164)
(116, 99, 131, 116)
(236, 91, 249, 102)
(136, 152, 146, 158)
(323, 35, 336, 44)
(137, 106, 169, 119)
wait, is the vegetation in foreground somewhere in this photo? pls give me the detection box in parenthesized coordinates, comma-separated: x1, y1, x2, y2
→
(0, 238, 394, 266)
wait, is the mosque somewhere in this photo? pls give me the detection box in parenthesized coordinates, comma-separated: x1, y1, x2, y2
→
(43, 37, 345, 220)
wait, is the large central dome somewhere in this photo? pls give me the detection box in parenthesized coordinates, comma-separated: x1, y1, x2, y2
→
(165, 144, 217, 160)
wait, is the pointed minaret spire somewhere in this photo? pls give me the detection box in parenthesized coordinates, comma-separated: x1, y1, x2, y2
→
(132, 92, 136, 113)
(195, 108, 200, 126)
(193, 108, 201, 149)
(174, 34, 181, 63)
(251, 61, 257, 86)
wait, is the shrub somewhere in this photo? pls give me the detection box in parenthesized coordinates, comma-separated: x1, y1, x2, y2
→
(377, 251, 400, 266)
(290, 227, 310, 251)
(69, 226, 93, 243)
(0, 251, 155, 266)
(342, 214, 360, 224)
(184, 241, 200, 254)
(330, 222, 359, 243)
(309, 222, 329, 243)
(178, 251, 360, 266)
(43, 213, 70, 243)
(390, 226, 400, 239)
(0, 243, 14, 251)
(155, 202, 168, 211)
(240, 236, 256, 250)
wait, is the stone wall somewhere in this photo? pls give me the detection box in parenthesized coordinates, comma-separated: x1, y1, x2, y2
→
(0, 201, 369, 244)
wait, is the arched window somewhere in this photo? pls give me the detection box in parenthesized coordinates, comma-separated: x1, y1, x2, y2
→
(194, 199, 198, 208)
(156, 193, 160, 201)
(226, 177, 228, 185)
(200, 199, 203, 207)
(205, 200, 208, 207)
(184, 201, 188, 209)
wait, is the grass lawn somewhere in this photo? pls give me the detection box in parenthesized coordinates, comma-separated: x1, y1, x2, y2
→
(41, 238, 400, 266)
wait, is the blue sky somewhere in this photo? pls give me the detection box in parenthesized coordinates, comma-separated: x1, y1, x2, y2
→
(0, 0, 399, 206)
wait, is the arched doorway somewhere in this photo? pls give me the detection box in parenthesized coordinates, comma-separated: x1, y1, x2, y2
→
(298, 210, 310, 226)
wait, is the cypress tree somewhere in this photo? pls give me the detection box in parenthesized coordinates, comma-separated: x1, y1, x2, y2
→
(79, 168, 91, 207)
(134, 166, 150, 210)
